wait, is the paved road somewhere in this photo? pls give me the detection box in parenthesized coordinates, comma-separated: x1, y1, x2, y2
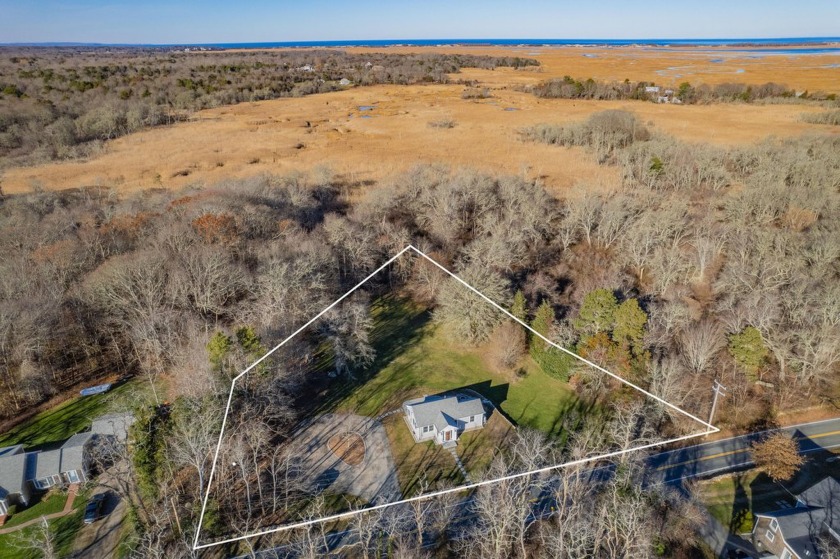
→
(229, 417, 840, 559)
(647, 417, 840, 485)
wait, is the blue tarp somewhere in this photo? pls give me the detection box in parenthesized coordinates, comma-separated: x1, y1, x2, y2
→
(80, 383, 112, 397)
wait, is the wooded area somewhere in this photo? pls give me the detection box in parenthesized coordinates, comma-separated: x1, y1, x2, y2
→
(1, 103, 838, 554)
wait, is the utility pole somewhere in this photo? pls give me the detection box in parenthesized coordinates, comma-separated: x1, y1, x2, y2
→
(708, 379, 727, 432)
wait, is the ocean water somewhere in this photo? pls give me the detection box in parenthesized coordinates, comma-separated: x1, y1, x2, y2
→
(8, 37, 840, 55)
(180, 38, 840, 55)
(183, 37, 840, 49)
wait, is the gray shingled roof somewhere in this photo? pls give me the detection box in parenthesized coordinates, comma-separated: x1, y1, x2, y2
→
(407, 394, 485, 432)
(0, 445, 24, 459)
(33, 449, 61, 480)
(798, 476, 840, 509)
(59, 432, 94, 472)
(760, 506, 829, 558)
(0, 452, 27, 500)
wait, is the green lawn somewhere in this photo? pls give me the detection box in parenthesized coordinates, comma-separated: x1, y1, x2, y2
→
(0, 379, 147, 449)
(3, 491, 69, 529)
(0, 491, 87, 559)
(332, 295, 584, 438)
(382, 414, 465, 496)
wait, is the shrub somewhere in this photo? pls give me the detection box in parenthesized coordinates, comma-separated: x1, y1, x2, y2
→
(802, 109, 840, 125)
(428, 118, 457, 129)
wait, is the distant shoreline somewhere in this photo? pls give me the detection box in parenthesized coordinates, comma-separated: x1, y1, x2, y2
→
(2, 37, 840, 50)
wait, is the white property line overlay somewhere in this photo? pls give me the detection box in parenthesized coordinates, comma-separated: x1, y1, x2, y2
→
(193, 245, 719, 550)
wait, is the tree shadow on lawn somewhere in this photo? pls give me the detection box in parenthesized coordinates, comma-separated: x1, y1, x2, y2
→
(306, 294, 431, 416)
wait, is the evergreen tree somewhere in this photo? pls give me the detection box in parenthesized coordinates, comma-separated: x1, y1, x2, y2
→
(236, 326, 266, 358)
(574, 288, 618, 336)
(207, 331, 233, 372)
(613, 299, 648, 355)
(510, 290, 527, 323)
(728, 326, 768, 379)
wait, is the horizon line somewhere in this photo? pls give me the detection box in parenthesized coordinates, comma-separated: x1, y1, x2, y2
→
(2, 36, 840, 48)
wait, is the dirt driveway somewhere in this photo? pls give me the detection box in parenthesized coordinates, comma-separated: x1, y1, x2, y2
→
(294, 413, 401, 505)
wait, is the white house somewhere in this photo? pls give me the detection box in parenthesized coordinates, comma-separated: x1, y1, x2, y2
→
(403, 393, 486, 446)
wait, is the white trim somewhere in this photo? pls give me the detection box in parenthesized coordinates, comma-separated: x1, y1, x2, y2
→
(193, 246, 719, 550)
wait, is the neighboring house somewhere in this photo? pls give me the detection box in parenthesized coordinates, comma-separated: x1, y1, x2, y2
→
(752, 476, 840, 558)
(403, 393, 486, 446)
(91, 412, 135, 442)
(0, 445, 32, 519)
(30, 432, 96, 489)
(644, 86, 660, 94)
(339, 78, 352, 86)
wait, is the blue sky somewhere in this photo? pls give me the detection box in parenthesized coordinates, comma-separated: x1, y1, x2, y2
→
(0, 0, 837, 44)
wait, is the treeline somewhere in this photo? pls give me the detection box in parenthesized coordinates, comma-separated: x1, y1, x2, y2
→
(531, 74, 838, 104)
(0, 48, 538, 167)
(522, 111, 839, 429)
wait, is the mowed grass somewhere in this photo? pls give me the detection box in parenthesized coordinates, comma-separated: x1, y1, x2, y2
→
(3, 491, 69, 528)
(335, 295, 582, 437)
(0, 379, 147, 449)
(382, 415, 464, 496)
(0, 493, 87, 559)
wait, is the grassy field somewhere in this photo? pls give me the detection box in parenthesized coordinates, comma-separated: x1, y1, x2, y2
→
(5, 43, 835, 195)
(700, 449, 840, 534)
(0, 379, 147, 449)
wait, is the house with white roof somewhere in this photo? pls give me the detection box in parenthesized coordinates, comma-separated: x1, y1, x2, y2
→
(403, 392, 486, 446)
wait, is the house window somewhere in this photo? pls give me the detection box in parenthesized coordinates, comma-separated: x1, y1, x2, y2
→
(765, 529, 775, 542)
(780, 550, 792, 559)
(469, 415, 474, 423)
(769, 518, 779, 532)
